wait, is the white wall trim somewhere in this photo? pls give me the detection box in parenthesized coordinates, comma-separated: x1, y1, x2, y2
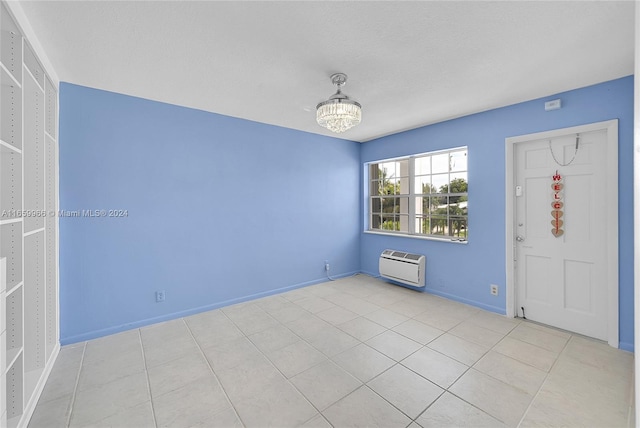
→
(505, 119, 619, 348)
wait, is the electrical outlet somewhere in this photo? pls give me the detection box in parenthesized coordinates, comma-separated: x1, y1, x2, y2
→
(490, 284, 499, 296)
(156, 290, 165, 302)
(325, 261, 330, 271)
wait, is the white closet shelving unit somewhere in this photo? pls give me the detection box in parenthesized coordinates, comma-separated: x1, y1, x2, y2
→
(1, 2, 59, 427)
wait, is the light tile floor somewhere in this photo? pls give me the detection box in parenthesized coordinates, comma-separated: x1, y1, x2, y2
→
(29, 275, 634, 427)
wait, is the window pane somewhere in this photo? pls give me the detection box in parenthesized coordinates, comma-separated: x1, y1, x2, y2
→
(371, 197, 382, 214)
(385, 178, 400, 195)
(398, 197, 409, 215)
(450, 150, 467, 172)
(397, 159, 409, 178)
(416, 196, 437, 214)
(432, 153, 449, 174)
(381, 215, 399, 231)
(415, 156, 431, 175)
(398, 176, 410, 195)
(381, 197, 396, 213)
(433, 197, 448, 216)
(383, 178, 408, 195)
(414, 216, 430, 234)
(449, 199, 467, 217)
(378, 160, 409, 180)
(450, 194, 466, 205)
(371, 214, 382, 230)
(379, 161, 396, 179)
(450, 171, 467, 183)
(398, 214, 409, 233)
(450, 173, 467, 194)
(432, 174, 448, 193)
(415, 176, 434, 194)
(415, 197, 425, 215)
(369, 164, 382, 180)
(430, 196, 444, 212)
(373, 180, 382, 196)
(430, 216, 447, 235)
(449, 216, 467, 238)
(440, 196, 450, 215)
(450, 197, 462, 216)
(370, 180, 382, 196)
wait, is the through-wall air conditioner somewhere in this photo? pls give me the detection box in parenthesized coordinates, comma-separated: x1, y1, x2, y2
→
(379, 249, 426, 288)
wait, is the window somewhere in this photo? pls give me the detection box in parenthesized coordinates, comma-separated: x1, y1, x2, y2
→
(368, 147, 468, 240)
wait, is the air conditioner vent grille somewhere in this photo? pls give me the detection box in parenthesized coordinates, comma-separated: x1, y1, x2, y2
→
(379, 249, 426, 287)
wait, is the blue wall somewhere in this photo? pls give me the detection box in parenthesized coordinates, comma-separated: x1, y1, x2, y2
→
(359, 76, 634, 351)
(60, 77, 634, 351)
(59, 84, 361, 343)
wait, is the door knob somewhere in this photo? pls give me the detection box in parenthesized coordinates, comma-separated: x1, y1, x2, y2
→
(516, 235, 525, 242)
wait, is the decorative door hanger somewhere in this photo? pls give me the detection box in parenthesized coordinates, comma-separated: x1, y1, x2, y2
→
(551, 171, 564, 237)
(548, 134, 580, 238)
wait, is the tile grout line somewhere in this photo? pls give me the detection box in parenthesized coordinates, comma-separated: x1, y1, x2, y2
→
(407, 319, 524, 426)
(422, 365, 502, 425)
(217, 303, 332, 425)
(181, 317, 247, 428)
(65, 341, 87, 428)
(31, 278, 630, 427)
(137, 328, 158, 428)
(323, 288, 461, 424)
(55, 280, 608, 427)
(444, 321, 566, 427)
(296, 288, 421, 424)
(514, 332, 574, 427)
(491, 335, 558, 373)
(307, 284, 483, 425)
(227, 289, 426, 425)
(364, 360, 445, 425)
(358, 289, 502, 424)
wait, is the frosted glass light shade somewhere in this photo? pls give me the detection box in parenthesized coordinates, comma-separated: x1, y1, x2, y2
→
(316, 99, 362, 133)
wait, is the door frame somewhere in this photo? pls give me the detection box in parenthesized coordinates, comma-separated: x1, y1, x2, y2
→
(505, 119, 619, 348)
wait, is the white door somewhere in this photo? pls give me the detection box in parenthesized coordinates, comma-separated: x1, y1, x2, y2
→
(514, 127, 613, 341)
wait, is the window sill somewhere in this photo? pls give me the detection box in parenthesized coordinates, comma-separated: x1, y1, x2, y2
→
(363, 230, 468, 244)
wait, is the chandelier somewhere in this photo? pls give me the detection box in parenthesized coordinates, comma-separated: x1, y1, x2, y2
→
(316, 73, 361, 133)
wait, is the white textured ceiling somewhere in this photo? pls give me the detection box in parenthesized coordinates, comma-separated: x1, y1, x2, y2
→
(15, 1, 635, 142)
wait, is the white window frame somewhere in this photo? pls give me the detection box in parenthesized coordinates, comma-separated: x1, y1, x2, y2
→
(366, 146, 468, 242)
